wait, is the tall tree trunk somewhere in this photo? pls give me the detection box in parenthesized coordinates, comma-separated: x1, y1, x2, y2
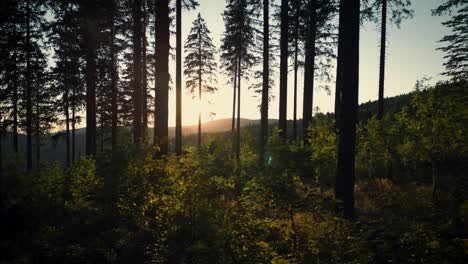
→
(133, 0, 143, 146)
(12, 51, 18, 153)
(175, 0, 182, 155)
(334, 0, 345, 128)
(260, 0, 270, 165)
(26, 0, 33, 171)
(293, 6, 299, 141)
(72, 84, 76, 162)
(65, 79, 70, 166)
(110, 2, 118, 153)
(377, 0, 387, 120)
(154, 0, 170, 156)
(279, 0, 289, 139)
(197, 28, 202, 148)
(303, 0, 317, 145)
(335, 0, 360, 220)
(236, 57, 241, 161)
(100, 108, 104, 152)
(35, 102, 40, 168)
(142, 0, 148, 139)
(82, 0, 97, 156)
(232, 65, 237, 133)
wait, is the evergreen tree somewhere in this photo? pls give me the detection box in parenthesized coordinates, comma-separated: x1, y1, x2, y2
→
(220, 0, 260, 160)
(278, 0, 289, 139)
(154, 0, 170, 156)
(184, 14, 218, 148)
(362, 0, 413, 119)
(334, 0, 360, 219)
(80, 0, 100, 156)
(260, 0, 271, 164)
(48, 0, 84, 165)
(433, 1, 467, 81)
(175, 0, 199, 155)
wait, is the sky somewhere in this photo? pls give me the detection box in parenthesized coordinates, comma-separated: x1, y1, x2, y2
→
(169, 0, 452, 126)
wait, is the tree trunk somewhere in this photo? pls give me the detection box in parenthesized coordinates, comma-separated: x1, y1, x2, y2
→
(260, 0, 270, 165)
(303, 0, 317, 145)
(72, 84, 76, 162)
(154, 0, 170, 156)
(236, 57, 241, 161)
(65, 78, 70, 166)
(142, 0, 148, 141)
(278, 0, 289, 139)
(293, 6, 299, 141)
(198, 28, 202, 149)
(334, 0, 345, 128)
(12, 51, 18, 153)
(110, 2, 118, 153)
(26, 0, 33, 171)
(175, 0, 182, 155)
(232, 65, 237, 133)
(377, 0, 387, 119)
(133, 0, 143, 146)
(335, 0, 360, 220)
(82, 0, 97, 156)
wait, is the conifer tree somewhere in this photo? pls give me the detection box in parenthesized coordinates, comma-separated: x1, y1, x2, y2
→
(221, 0, 260, 160)
(433, 1, 467, 81)
(154, 0, 170, 156)
(335, 0, 360, 220)
(362, 0, 413, 119)
(278, 0, 289, 139)
(184, 14, 218, 148)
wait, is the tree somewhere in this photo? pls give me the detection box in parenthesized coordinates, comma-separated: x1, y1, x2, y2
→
(278, 0, 289, 139)
(132, 0, 143, 146)
(175, 0, 198, 155)
(260, 0, 270, 164)
(154, 0, 170, 156)
(48, 0, 84, 165)
(362, 0, 413, 119)
(80, 0, 99, 156)
(184, 14, 218, 148)
(220, 0, 260, 160)
(334, 0, 360, 219)
(433, 1, 467, 81)
(302, 0, 317, 145)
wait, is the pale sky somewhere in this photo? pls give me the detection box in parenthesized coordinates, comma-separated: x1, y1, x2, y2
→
(171, 0, 451, 126)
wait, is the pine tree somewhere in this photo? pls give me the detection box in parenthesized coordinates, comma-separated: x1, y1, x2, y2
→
(302, 0, 317, 145)
(80, 0, 99, 156)
(48, 0, 84, 165)
(260, 0, 270, 164)
(221, 0, 260, 160)
(362, 0, 413, 119)
(154, 0, 170, 156)
(184, 14, 218, 148)
(433, 1, 467, 81)
(335, 0, 360, 220)
(175, 0, 199, 155)
(278, 0, 289, 139)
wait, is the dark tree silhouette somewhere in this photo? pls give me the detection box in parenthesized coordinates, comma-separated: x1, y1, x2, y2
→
(132, 0, 143, 146)
(260, 0, 270, 164)
(302, 0, 317, 145)
(221, 0, 259, 160)
(362, 0, 413, 119)
(80, 0, 98, 156)
(278, 0, 289, 139)
(184, 14, 218, 149)
(154, 0, 170, 156)
(433, 1, 467, 81)
(335, 0, 360, 220)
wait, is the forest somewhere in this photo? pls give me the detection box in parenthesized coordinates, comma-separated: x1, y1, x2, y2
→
(0, 0, 467, 263)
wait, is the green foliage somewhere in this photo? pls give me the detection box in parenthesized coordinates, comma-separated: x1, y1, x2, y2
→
(0, 81, 466, 263)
